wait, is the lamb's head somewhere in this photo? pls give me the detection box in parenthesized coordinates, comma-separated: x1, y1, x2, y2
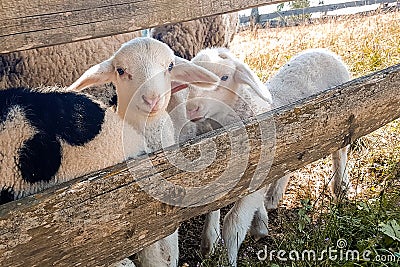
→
(68, 37, 219, 122)
(186, 48, 272, 123)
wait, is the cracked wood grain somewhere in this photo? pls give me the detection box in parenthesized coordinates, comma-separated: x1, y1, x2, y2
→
(0, 0, 287, 53)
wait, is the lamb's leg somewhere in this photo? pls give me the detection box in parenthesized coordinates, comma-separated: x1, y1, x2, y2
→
(200, 210, 221, 256)
(249, 200, 269, 241)
(265, 175, 290, 210)
(330, 145, 350, 199)
(250, 176, 290, 240)
(163, 229, 179, 267)
(222, 188, 265, 266)
(135, 242, 164, 267)
(134, 229, 179, 267)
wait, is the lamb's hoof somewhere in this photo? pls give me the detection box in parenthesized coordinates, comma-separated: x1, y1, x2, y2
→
(201, 241, 219, 257)
(265, 200, 279, 210)
(250, 220, 269, 241)
(200, 244, 211, 257)
(250, 213, 269, 241)
(250, 227, 269, 241)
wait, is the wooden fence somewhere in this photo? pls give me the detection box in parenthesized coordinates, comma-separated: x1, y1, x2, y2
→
(1, 0, 400, 266)
(239, 0, 399, 24)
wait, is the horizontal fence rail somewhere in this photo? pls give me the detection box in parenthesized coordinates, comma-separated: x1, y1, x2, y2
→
(1, 64, 399, 266)
(0, 0, 289, 54)
(239, 0, 398, 23)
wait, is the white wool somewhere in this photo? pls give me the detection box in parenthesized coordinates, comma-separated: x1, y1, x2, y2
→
(186, 48, 272, 266)
(0, 106, 37, 199)
(267, 48, 350, 108)
(69, 37, 219, 267)
(57, 108, 146, 179)
(265, 49, 351, 210)
(111, 258, 136, 267)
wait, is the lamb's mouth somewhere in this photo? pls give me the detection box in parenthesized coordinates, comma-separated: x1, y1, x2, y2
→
(147, 110, 160, 117)
(137, 106, 160, 117)
(190, 116, 206, 122)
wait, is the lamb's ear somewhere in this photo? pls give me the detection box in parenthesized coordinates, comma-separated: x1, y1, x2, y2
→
(171, 56, 219, 93)
(68, 60, 115, 91)
(233, 60, 273, 104)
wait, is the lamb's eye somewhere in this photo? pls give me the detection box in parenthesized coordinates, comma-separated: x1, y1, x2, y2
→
(168, 62, 174, 72)
(221, 75, 229, 81)
(117, 68, 125, 75)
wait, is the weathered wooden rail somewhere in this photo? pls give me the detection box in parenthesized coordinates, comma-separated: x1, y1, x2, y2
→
(1, 64, 399, 266)
(0, 0, 399, 266)
(0, 0, 288, 54)
(239, 0, 399, 23)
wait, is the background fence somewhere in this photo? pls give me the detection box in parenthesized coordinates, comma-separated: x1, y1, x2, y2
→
(239, 0, 399, 26)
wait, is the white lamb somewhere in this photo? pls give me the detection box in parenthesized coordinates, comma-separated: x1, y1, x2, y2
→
(68, 37, 220, 267)
(185, 48, 351, 266)
(186, 48, 272, 266)
(265, 48, 351, 209)
(151, 13, 238, 144)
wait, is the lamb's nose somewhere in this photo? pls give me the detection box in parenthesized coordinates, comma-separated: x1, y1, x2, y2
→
(142, 95, 160, 110)
(186, 105, 200, 119)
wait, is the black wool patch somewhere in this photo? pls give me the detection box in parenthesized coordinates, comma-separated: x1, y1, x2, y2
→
(0, 188, 15, 205)
(0, 87, 105, 183)
(109, 94, 118, 108)
(18, 133, 61, 183)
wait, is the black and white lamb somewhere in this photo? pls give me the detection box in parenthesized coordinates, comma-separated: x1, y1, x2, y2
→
(0, 87, 146, 204)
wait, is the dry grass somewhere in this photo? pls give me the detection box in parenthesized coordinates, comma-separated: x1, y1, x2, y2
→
(231, 11, 400, 82)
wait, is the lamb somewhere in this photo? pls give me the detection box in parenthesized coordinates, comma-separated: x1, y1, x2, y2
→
(68, 37, 220, 267)
(0, 86, 145, 267)
(0, 87, 146, 204)
(150, 13, 239, 143)
(265, 48, 351, 209)
(185, 48, 272, 266)
(185, 48, 351, 266)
